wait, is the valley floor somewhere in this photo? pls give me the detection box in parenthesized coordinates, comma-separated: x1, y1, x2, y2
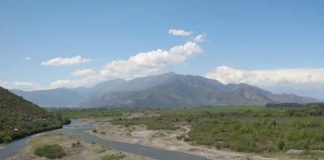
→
(86, 118, 287, 160)
(7, 133, 151, 160)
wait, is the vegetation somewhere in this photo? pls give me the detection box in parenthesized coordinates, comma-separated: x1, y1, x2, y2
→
(111, 116, 179, 130)
(65, 106, 324, 156)
(0, 87, 70, 143)
(57, 104, 324, 158)
(101, 153, 126, 160)
(51, 108, 125, 119)
(34, 144, 66, 159)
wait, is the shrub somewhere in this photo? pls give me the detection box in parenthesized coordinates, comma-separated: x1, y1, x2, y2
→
(184, 137, 191, 142)
(72, 141, 81, 147)
(277, 141, 285, 151)
(2, 136, 12, 143)
(101, 153, 126, 160)
(34, 144, 66, 159)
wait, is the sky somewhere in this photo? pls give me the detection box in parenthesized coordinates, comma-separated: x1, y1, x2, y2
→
(1, 0, 324, 99)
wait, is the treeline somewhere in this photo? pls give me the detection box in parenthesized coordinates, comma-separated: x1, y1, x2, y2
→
(265, 103, 324, 116)
(0, 87, 70, 143)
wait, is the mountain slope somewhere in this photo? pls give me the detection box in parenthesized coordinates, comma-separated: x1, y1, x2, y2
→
(11, 88, 82, 107)
(0, 87, 66, 143)
(84, 74, 318, 107)
(10, 73, 318, 107)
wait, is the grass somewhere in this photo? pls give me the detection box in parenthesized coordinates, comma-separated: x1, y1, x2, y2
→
(34, 144, 66, 159)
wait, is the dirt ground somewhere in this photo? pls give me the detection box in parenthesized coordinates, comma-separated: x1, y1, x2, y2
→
(86, 118, 287, 160)
(7, 133, 151, 160)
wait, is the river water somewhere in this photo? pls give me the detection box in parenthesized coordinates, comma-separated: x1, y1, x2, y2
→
(0, 120, 206, 160)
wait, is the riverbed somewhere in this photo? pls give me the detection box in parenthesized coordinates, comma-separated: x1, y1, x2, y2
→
(0, 120, 207, 160)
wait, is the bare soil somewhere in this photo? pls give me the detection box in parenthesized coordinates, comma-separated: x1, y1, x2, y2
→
(87, 118, 289, 160)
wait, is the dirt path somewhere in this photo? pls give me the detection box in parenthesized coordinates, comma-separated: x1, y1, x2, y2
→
(86, 118, 287, 160)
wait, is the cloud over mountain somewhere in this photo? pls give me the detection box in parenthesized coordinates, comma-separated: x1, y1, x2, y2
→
(0, 81, 40, 90)
(72, 69, 96, 77)
(100, 41, 202, 80)
(50, 40, 203, 88)
(206, 66, 324, 99)
(206, 66, 324, 85)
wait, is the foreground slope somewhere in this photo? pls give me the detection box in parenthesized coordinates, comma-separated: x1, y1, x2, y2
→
(0, 87, 66, 143)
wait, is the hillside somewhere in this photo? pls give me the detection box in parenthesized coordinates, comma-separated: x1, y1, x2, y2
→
(0, 87, 68, 143)
(12, 73, 318, 108)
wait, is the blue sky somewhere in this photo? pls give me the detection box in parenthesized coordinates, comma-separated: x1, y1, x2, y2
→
(1, 0, 324, 99)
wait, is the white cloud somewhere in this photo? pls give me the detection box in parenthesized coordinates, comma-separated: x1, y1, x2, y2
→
(50, 41, 203, 88)
(0, 81, 40, 90)
(41, 55, 91, 66)
(100, 41, 202, 80)
(206, 66, 324, 86)
(50, 76, 103, 88)
(72, 69, 96, 77)
(169, 29, 192, 36)
(206, 66, 324, 99)
(25, 57, 31, 61)
(194, 34, 205, 42)
(48, 29, 205, 89)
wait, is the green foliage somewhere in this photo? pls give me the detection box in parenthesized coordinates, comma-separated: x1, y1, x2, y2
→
(34, 144, 66, 159)
(107, 106, 324, 154)
(52, 108, 125, 119)
(186, 108, 324, 153)
(2, 136, 12, 143)
(53, 105, 324, 155)
(0, 87, 69, 143)
(277, 141, 285, 151)
(111, 116, 178, 130)
(101, 153, 126, 160)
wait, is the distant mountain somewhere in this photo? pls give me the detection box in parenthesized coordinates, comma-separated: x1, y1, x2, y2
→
(84, 73, 317, 107)
(11, 73, 318, 107)
(11, 88, 82, 107)
(80, 72, 181, 95)
(0, 87, 65, 143)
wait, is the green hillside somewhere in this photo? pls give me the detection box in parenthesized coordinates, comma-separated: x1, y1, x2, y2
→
(0, 87, 69, 143)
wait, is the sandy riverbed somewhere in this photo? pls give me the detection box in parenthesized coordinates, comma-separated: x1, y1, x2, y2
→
(85, 118, 286, 160)
(7, 133, 151, 160)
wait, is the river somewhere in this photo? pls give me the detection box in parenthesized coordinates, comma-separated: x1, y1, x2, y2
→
(0, 120, 207, 160)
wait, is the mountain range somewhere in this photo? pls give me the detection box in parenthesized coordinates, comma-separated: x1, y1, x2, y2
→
(11, 72, 318, 107)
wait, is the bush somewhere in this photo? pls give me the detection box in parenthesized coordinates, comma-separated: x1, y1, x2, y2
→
(277, 141, 285, 151)
(2, 136, 12, 143)
(34, 144, 66, 159)
(72, 141, 81, 147)
(101, 153, 126, 160)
